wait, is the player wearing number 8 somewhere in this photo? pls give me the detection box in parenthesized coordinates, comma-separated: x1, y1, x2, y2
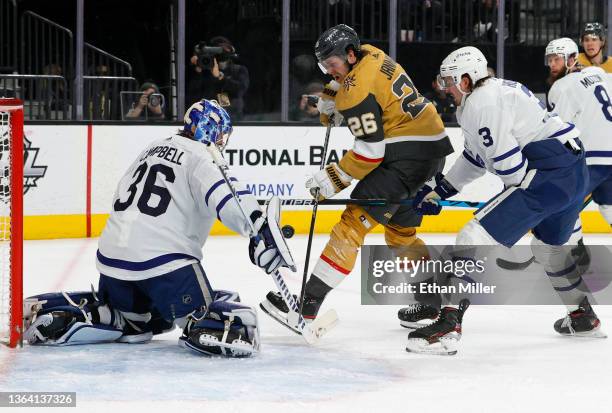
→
(546, 37, 612, 253)
(264, 24, 454, 323)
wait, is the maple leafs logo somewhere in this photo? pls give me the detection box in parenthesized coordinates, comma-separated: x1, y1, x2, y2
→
(343, 74, 356, 91)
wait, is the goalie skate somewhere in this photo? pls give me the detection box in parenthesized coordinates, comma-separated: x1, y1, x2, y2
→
(259, 291, 338, 343)
(179, 325, 258, 358)
(406, 299, 470, 356)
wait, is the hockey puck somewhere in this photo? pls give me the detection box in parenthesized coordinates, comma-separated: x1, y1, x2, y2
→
(282, 225, 295, 239)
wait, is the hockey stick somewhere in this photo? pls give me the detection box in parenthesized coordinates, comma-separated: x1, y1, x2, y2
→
(495, 195, 593, 270)
(205, 143, 336, 344)
(256, 198, 486, 208)
(299, 121, 334, 316)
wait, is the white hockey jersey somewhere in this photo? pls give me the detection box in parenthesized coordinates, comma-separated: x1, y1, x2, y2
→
(547, 66, 612, 165)
(96, 134, 259, 281)
(445, 78, 579, 190)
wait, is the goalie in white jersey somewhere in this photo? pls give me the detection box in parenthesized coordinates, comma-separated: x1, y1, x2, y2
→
(405, 46, 603, 355)
(546, 37, 612, 254)
(23, 99, 294, 358)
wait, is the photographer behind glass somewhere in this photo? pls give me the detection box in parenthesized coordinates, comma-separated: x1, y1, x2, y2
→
(187, 36, 249, 120)
(125, 82, 165, 121)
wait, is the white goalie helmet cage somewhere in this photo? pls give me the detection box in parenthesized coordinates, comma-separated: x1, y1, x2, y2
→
(438, 46, 489, 89)
(545, 37, 579, 67)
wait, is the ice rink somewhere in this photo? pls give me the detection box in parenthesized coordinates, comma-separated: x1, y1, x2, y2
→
(2, 233, 612, 412)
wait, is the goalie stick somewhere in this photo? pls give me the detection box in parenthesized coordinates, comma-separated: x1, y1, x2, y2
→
(205, 143, 337, 344)
(495, 195, 593, 270)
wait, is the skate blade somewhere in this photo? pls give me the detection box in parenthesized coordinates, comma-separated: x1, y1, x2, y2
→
(259, 300, 303, 335)
(560, 328, 608, 339)
(406, 337, 458, 356)
(178, 336, 256, 358)
(399, 320, 435, 330)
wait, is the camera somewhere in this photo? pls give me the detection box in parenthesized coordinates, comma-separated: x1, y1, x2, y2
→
(304, 95, 320, 107)
(148, 94, 160, 107)
(194, 41, 238, 70)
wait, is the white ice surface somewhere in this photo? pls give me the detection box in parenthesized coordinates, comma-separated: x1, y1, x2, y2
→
(1, 233, 611, 413)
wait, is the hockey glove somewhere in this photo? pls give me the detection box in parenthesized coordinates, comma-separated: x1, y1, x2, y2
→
(317, 99, 343, 127)
(305, 163, 352, 201)
(413, 173, 458, 215)
(318, 81, 343, 127)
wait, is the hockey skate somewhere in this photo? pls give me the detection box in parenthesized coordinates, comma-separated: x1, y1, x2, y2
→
(405, 299, 470, 356)
(554, 296, 607, 338)
(398, 304, 440, 329)
(259, 291, 338, 341)
(180, 322, 257, 358)
(571, 239, 591, 276)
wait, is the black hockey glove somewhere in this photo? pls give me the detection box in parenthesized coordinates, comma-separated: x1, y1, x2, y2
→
(413, 173, 458, 215)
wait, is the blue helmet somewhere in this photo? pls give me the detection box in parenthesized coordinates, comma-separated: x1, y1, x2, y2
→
(183, 99, 233, 149)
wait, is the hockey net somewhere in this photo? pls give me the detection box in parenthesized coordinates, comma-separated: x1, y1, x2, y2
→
(0, 98, 23, 348)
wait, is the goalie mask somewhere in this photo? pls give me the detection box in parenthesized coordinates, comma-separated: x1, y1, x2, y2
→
(183, 99, 233, 150)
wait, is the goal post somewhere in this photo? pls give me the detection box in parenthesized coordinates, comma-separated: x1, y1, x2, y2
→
(0, 98, 24, 348)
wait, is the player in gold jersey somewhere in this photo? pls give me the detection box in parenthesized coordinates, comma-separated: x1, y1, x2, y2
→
(261, 25, 454, 324)
(577, 22, 612, 72)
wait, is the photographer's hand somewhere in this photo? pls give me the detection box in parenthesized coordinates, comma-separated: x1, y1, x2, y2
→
(191, 55, 203, 73)
(211, 58, 224, 80)
(126, 94, 146, 119)
(137, 94, 149, 109)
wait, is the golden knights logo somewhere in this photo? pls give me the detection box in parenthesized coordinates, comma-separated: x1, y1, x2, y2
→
(0, 134, 48, 203)
(343, 74, 357, 91)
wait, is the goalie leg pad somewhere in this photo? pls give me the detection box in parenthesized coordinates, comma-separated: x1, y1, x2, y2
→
(24, 289, 154, 345)
(24, 306, 122, 346)
(213, 289, 241, 302)
(179, 300, 260, 358)
(24, 290, 98, 328)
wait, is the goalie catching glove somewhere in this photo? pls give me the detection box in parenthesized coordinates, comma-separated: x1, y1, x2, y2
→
(412, 173, 458, 215)
(248, 196, 297, 274)
(305, 162, 352, 201)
